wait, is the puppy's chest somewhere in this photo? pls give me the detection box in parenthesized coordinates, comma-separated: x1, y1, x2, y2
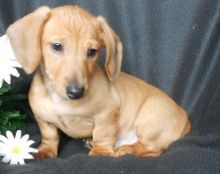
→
(47, 94, 95, 137)
(50, 93, 94, 116)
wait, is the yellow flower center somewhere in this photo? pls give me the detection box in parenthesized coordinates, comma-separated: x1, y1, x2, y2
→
(11, 146, 21, 155)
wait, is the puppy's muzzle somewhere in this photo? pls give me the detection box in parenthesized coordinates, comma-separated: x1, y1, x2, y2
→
(66, 84, 85, 99)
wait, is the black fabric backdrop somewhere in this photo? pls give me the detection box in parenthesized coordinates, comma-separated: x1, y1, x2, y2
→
(1, 0, 220, 173)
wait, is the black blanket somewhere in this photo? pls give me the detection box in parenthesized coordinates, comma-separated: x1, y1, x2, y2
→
(1, 0, 220, 173)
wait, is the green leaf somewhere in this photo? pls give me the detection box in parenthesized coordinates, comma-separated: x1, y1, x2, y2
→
(0, 111, 21, 119)
(0, 84, 27, 135)
(10, 119, 26, 132)
(0, 116, 8, 126)
(0, 85, 11, 95)
(0, 126, 8, 135)
(0, 110, 26, 135)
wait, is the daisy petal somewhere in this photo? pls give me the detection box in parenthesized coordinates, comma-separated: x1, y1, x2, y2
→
(3, 74, 11, 85)
(0, 149, 7, 156)
(27, 147, 38, 153)
(0, 142, 5, 148)
(10, 158, 18, 165)
(26, 140, 35, 146)
(33, 149, 39, 153)
(11, 60, 21, 68)
(2, 155, 11, 164)
(18, 158, 25, 165)
(23, 153, 34, 159)
(9, 67, 20, 77)
(15, 130, 22, 140)
(0, 35, 7, 44)
(6, 131, 14, 140)
(0, 135, 9, 143)
(21, 134, 29, 142)
(0, 79, 3, 88)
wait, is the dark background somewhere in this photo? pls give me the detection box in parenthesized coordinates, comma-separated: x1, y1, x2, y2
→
(0, 0, 220, 173)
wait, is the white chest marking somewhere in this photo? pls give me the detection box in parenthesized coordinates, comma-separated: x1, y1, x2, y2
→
(115, 129, 138, 150)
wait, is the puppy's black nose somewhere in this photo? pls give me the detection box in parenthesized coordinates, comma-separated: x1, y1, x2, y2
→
(66, 84, 85, 99)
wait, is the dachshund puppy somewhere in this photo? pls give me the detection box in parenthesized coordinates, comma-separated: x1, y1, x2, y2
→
(6, 5, 191, 158)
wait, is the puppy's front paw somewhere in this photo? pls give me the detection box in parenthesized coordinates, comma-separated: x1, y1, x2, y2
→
(34, 146, 57, 159)
(115, 145, 133, 157)
(89, 146, 115, 157)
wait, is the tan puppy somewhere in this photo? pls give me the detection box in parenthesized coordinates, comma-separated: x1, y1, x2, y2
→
(6, 5, 191, 158)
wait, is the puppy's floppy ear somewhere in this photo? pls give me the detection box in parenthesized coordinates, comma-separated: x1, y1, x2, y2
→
(97, 16, 123, 81)
(6, 6, 50, 74)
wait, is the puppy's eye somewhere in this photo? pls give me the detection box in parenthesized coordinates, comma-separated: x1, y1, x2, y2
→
(51, 43, 63, 52)
(87, 49, 97, 58)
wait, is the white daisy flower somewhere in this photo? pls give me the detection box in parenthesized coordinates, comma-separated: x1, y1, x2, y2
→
(0, 34, 21, 87)
(0, 130, 38, 165)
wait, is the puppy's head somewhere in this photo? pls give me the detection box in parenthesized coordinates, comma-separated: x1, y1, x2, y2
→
(6, 5, 122, 100)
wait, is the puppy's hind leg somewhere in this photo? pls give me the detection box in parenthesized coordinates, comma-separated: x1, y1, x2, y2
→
(117, 96, 182, 157)
(116, 141, 163, 157)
